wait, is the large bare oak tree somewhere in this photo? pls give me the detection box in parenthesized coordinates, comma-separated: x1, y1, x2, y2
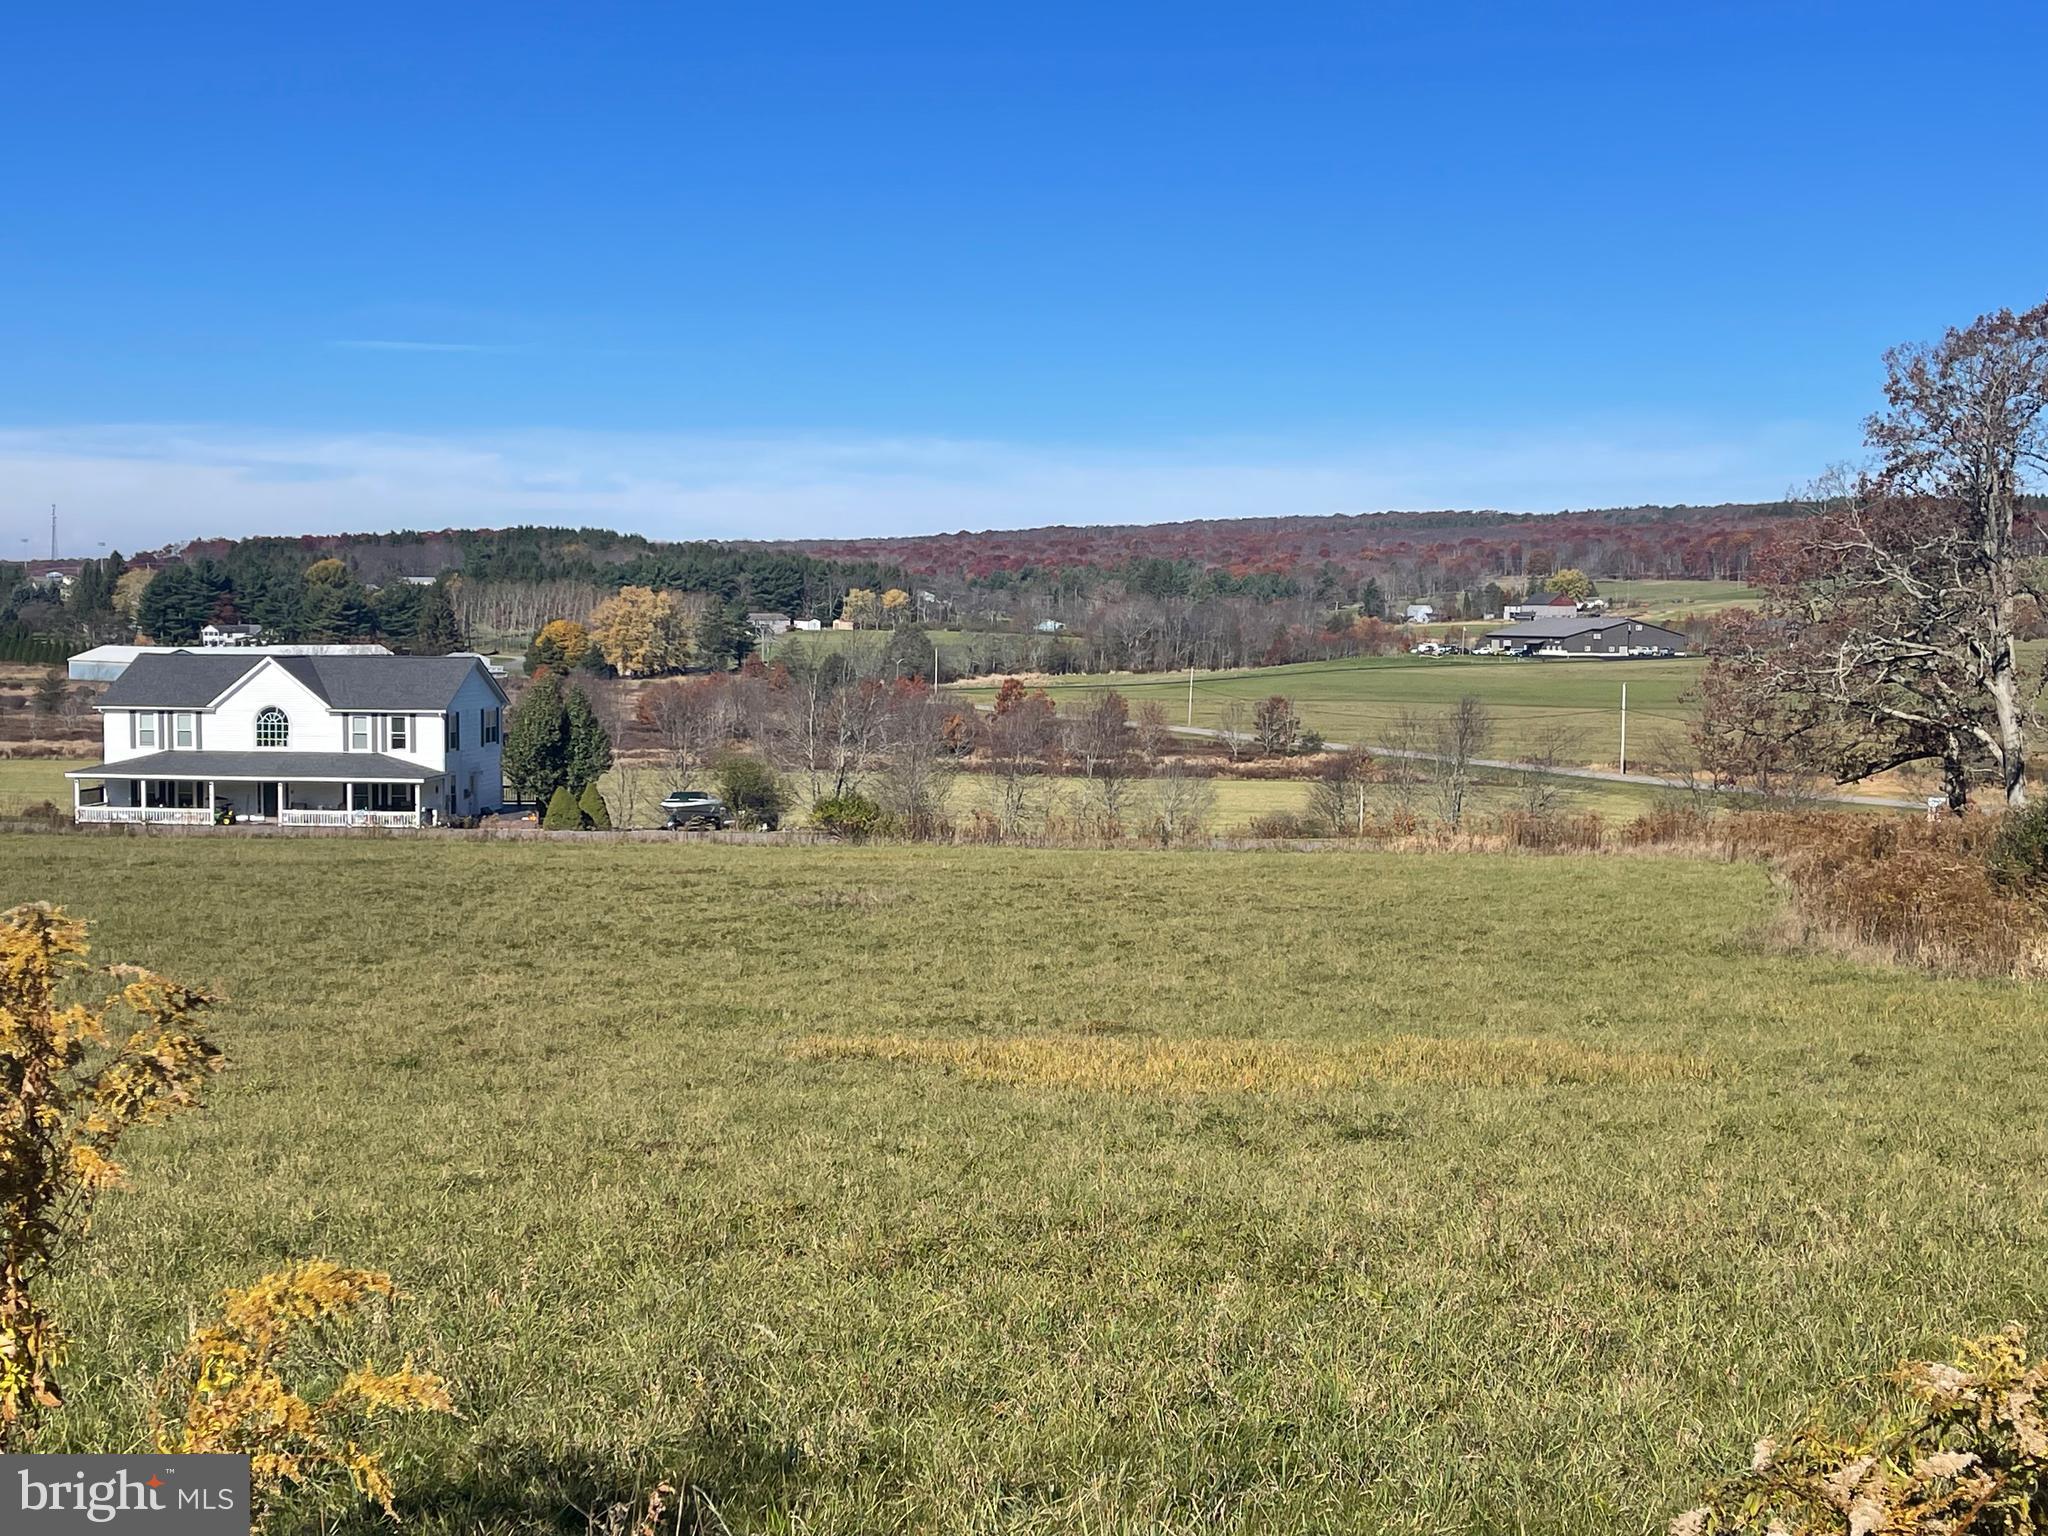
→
(1702, 300, 2048, 808)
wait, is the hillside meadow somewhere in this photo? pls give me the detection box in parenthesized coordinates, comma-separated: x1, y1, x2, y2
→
(954, 654, 1701, 766)
(7, 832, 2047, 1533)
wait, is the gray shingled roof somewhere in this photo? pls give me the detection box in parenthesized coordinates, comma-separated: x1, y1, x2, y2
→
(97, 652, 263, 707)
(1485, 617, 1623, 638)
(98, 652, 497, 710)
(66, 750, 433, 781)
(1485, 617, 1687, 640)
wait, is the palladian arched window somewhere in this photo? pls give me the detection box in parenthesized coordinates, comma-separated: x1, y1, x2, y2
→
(255, 707, 290, 748)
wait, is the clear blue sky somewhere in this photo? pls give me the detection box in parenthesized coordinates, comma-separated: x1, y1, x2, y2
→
(4, 2, 2044, 550)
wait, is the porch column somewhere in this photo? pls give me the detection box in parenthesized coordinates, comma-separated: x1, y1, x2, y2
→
(72, 778, 80, 821)
(345, 782, 354, 814)
(208, 780, 216, 822)
(277, 780, 286, 821)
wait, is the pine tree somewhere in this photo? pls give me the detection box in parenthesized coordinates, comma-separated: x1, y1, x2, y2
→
(502, 671, 570, 804)
(540, 786, 581, 830)
(576, 782, 611, 830)
(563, 685, 614, 792)
(412, 584, 466, 655)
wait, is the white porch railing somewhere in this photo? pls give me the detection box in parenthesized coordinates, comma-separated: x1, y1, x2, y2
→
(76, 805, 212, 825)
(278, 809, 422, 828)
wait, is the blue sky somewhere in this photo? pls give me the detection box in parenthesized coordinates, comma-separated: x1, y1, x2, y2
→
(4, 2, 2044, 551)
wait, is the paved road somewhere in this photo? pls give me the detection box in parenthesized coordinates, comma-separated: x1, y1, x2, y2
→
(1162, 723, 1925, 811)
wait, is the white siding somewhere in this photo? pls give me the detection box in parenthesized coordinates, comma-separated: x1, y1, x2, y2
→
(96, 658, 505, 803)
(437, 668, 506, 814)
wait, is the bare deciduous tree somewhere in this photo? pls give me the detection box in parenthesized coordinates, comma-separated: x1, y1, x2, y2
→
(1702, 300, 2048, 809)
(1307, 745, 1375, 835)
(1147, 760, 1217, 845)
(1428, 695, 1493, 830)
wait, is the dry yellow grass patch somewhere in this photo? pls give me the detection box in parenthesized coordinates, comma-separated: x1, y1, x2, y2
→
(787, 1031, 1712, 1093)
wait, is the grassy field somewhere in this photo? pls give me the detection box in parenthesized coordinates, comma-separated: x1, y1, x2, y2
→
(10, 834, 2047, 1533)
(601, 761, 1667, 834)
(1598, 578, 1763, 620)
(953, 655, 1700, 767)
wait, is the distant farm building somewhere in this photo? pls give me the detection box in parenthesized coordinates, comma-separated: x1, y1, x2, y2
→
(70, 643, 393, 684)
(1403, 604, 1435, 624)
(200, 623, 264, 647)
(1482, 617, 1688, 657)
(746, 611, 792, 637)
(1503, 591, 1580, 621)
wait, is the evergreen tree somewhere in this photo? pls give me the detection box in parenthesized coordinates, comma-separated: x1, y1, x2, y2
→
(136, 561, 229, 643)
(372, 583, 427, 647)
(563, 684, 614, 792)
(1358, 578, 1386, 619)
(412, 583, 466, 655)
(302, 576, 373, 641)
(576, 782, 611, 830)
(239, 571, 306, 641)
(692, 599, 753, 671)
(540, 786, 581, 830)
(502, 671, 570, 804)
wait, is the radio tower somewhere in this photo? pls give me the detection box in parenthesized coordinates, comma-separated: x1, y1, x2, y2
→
(50, 504, 58, 560)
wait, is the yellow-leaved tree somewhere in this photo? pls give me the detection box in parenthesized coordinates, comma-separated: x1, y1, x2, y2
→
(0, 902, 222, 1438)
(588, 586, 690, 676)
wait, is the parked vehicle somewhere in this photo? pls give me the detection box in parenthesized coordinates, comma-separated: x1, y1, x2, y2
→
(661, 789, 730, 830)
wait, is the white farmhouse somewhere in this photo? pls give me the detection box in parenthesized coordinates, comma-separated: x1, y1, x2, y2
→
(68, 652, 508, 827)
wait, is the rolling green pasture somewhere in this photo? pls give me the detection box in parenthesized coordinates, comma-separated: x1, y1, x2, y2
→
(954, 655, 1700, 767)
(9, 834, 2047, 1533)
(1599, 578, 1763, 620)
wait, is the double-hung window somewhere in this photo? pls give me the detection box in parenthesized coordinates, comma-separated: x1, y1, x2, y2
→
(173, 712, 195, 749)
(446, 713, 460, 751)
(136, 712, 157, 748)
(482, 708, 500, 745)
(389, 715, 410, 751)
(350, 715, 370, 751)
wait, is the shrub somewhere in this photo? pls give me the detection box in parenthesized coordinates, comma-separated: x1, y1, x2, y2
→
(713, 751, 789, 830)
(812, 793, 886, 840)
(1496, 811, 1605, 852)
(1624, 805, 1717, 846)
(1673, 1325, 2048, 1535)
(541, 786, 581, 830)
(1988, 798, 2048, 904)
(1723, 811, 2045, 976)
(0, 903, 221, 1437)
(577, 782, 612, 830)
(155, 1260, 453, 1523)
(1248, 811, 1316, 839)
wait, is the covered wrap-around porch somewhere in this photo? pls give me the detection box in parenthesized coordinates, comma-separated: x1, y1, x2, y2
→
(68, 750, 441, 827)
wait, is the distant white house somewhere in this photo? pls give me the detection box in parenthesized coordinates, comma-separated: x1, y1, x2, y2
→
(68, 652, 507, 827)
(200, 623, 264, 647)
(746, 611, 792, 637)
(791, 618, 824, 632)
(1035, 619, 1067, 633)
(1403, 604, 1436, 624)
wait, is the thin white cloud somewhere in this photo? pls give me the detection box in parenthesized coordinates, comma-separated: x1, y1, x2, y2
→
(0, 420, 1843, 553)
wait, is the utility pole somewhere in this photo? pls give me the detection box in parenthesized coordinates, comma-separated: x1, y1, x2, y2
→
(1618, 682, 1628, 775)
(1187, 664, 1195, 727)
(933, 637, 941, 690)
(50, 504, 57, 560)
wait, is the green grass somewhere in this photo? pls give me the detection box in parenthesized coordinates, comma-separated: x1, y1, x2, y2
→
(596, 762, 1667, 834)
(12, 834, 2048, 1533)
(954, 655, 1699, 767)
(1598, 578, 1763, 619)
(0, 757, 73, 813)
